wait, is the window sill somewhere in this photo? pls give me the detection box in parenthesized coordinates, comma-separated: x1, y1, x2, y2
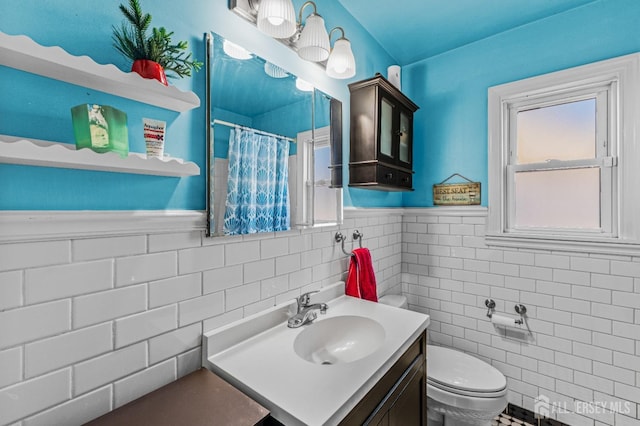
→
(485, 232, 640, 257)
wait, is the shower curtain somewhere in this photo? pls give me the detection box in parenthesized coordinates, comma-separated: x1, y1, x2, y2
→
(224, 128, 290, 235)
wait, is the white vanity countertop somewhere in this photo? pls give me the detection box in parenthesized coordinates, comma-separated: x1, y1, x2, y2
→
(203, 294, 430, 426)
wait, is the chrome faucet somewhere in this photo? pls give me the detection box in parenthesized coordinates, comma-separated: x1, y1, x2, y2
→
(287, 291, 328, 328)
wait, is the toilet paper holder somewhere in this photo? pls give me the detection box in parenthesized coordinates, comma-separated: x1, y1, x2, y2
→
(485, 299, 527, 325)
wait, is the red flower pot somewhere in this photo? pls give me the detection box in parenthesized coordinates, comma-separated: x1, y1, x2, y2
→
(131, 59, 168, 86)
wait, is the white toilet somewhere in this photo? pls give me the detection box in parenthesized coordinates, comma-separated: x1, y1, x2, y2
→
(379, 294, 508, 426)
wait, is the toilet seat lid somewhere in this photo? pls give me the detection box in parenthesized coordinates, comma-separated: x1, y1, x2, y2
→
(427, 346, 507, 393)
(379, 294, 407, 308)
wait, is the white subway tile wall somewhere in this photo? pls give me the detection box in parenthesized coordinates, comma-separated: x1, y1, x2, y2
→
(2, 208, 638, 425)
(402, 209, 640, 426)
(0, 209, 403, 425)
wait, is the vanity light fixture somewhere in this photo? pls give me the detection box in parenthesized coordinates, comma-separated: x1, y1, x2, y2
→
(229, 0, 356, 79)
(223, 39, 253, 60)
(325, 27, 356, 79)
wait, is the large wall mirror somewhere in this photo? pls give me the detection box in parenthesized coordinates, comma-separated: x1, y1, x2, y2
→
(205, 32, 343, 237)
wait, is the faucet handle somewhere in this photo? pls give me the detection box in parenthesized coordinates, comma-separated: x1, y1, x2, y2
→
(298, 290, 319, 307)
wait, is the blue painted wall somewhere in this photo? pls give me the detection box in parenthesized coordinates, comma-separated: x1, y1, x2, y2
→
(0, 0, 398, 210)
(10, 1, 632, 211)
(402, 0, 640, 206)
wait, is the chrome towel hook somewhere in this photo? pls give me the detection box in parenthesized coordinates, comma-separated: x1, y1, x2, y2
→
(352, 230, 363, 248)
(334, 232, 350, 256)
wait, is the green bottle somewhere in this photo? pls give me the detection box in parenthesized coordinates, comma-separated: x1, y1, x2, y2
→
(71, 104, 129, 158)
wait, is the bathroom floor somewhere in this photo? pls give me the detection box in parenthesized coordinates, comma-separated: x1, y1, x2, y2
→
(494, 413, 535, 425)
(494, 404, 567, 426)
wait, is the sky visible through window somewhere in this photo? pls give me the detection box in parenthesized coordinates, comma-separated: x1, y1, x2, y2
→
(517, 98, 595, 164)
(514, 99, 600, 229)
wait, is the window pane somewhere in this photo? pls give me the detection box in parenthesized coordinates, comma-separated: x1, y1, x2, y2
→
(517, 99, 596, 164)
(514, 168, 600, 229)
(314, 186, 338, 223)
(380, 98, 393, 158)
(314, 145, 331, 184)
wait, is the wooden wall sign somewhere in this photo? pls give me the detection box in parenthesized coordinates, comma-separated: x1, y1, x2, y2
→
(433, 174, 480, 206)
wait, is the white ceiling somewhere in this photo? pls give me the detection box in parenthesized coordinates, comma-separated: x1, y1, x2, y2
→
(337, 0, 599, 65)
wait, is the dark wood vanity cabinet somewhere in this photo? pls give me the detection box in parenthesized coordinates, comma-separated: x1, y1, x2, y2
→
(348, 75, 419, 191)
(339, 331, 427, 426)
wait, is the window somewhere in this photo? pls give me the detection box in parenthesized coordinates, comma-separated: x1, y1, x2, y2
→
(297, 126, 343, 227)
(487, 53, 640, 255)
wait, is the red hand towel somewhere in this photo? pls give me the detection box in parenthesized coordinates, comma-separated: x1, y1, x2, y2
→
(345, 248, 378, 302)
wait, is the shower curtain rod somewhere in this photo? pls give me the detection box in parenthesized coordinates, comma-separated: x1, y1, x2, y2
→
(212, 119, 297, 143)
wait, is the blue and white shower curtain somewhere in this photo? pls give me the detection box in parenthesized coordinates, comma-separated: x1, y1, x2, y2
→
(224, 128, 290, 235)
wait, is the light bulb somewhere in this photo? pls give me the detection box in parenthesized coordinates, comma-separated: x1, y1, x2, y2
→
(267, 16, 284, 26)
(334, 63, 347, 73)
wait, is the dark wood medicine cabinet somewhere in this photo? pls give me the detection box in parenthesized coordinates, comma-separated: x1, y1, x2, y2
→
(348, 74, 419, 191)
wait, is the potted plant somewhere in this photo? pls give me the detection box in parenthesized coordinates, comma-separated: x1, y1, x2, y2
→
(112, 0, 202, 85)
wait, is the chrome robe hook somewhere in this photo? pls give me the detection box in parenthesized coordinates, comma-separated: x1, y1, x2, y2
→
(352, 230, 363, 248)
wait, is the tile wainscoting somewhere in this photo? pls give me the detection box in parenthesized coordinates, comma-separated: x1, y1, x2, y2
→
(402, 207, 640, 426)
(0, 208, 403, 425)
(2, 207, 639, 425)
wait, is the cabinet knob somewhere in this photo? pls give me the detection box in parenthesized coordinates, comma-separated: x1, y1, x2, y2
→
(402, 177, 409, 183)
(385, 173, 393, 180)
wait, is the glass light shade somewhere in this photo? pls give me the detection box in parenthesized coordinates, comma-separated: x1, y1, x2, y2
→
(264, 61, 289, 78)
(296, 78, 314, 92)
(256, 0, 297, 39)
(326, 38, 356, 79)
(223, 39, 252, 60)
(297, 14, 330, 62)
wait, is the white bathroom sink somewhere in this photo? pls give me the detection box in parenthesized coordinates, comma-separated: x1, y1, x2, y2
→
(293, 315, 385, 365)
(203, 286, 430, 426)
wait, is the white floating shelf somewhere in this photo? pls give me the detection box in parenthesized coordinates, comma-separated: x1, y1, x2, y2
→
(0, 136, 200, 177)
(0, 31, 200, 112)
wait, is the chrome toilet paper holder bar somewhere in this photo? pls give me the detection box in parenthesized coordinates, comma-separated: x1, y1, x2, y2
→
(485, 299, 527, 324)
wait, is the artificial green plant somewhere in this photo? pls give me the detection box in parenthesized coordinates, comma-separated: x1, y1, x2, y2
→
(112, 0, 202, 78)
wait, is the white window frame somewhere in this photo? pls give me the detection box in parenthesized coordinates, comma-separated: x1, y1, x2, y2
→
(487, 53, 640, 255)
